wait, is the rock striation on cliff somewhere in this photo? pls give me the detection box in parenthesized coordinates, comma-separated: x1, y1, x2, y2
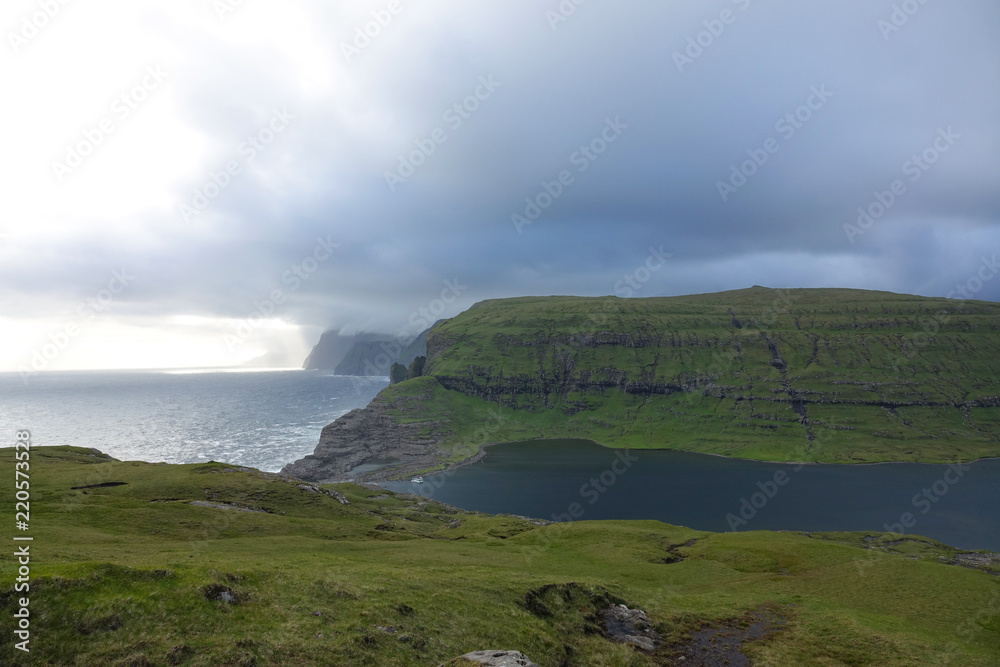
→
(280, 378, 452, 482)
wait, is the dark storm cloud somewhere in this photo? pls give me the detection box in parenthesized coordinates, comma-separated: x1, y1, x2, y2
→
(7, 0, 1000, 343)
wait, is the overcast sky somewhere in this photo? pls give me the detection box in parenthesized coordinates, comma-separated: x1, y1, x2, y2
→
(2, 0, 998, 372)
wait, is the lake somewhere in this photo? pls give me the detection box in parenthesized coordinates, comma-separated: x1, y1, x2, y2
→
(382, 439, 1000, 552)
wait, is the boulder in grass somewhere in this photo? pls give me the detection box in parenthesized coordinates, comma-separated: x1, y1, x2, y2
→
(439, 650, 540, 667)
(601, 603, 662, 652)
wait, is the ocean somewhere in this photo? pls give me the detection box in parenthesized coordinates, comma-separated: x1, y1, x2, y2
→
(0, 369, 388, 472)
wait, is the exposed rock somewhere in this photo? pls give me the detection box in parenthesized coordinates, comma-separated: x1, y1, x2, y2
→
(324, 488, 350, 504)
(280, 390, 452, 483)
(601, 604, 661, 652)
(201, 583, 239, 604)
(439, 650, 539, 667)
(943, 551, 1000, 574)
(296, 483, 349, 504)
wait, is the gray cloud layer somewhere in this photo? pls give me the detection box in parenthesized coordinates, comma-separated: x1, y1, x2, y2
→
(5, 0, 1000, 350)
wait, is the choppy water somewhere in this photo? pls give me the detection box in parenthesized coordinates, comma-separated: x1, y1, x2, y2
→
(0, 369, 387, 472)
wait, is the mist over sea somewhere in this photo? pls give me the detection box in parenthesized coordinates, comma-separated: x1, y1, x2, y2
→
(0, 370, 388, 472)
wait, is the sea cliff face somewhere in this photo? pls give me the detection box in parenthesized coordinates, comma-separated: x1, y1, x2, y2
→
(280, 379, 452, 482)
(284, 288, 1000, 480)
(301, 331, 358, 370)
(302, 329, 430, 376)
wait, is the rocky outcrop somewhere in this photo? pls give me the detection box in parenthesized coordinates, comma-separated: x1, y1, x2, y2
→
(439, 651, 539, 667)
(601, 604, 661, 652)
(280, 387, 452, 483)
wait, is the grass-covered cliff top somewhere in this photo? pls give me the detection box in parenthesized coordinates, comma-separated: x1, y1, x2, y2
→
(377, 288, 1000, 464)
(2, 446, 999, 665)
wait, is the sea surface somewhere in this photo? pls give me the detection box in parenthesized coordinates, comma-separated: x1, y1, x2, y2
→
(383, 439, 1000, 552)
(0, 369, 388, 472)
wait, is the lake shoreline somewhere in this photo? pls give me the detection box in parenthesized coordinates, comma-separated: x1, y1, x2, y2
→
(401, 438, 1000, 483)
(378, 438, 1000, 552)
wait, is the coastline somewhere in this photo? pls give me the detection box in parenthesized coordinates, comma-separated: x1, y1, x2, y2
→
(349, 435, 1000, 483)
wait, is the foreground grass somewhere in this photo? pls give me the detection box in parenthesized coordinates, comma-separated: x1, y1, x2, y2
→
(1, 447, 998, 666)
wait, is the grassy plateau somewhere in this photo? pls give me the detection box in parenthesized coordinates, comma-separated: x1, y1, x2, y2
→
(380, 288, 1000, 468)
(2, 446, 999, 666)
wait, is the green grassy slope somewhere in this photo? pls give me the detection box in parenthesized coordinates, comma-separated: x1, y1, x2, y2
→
(1, 447, 998, 666)
(392, 288, 1000, 464)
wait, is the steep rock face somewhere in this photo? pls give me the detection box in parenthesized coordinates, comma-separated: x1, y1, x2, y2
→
(303, 329, 430, 375)
(280, 384, 452, 483)
(302, 331, 358, 370)
(334, 336, 402, 376)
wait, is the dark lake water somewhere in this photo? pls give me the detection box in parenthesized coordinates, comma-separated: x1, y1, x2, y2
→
(382, 439, 1000, 552)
